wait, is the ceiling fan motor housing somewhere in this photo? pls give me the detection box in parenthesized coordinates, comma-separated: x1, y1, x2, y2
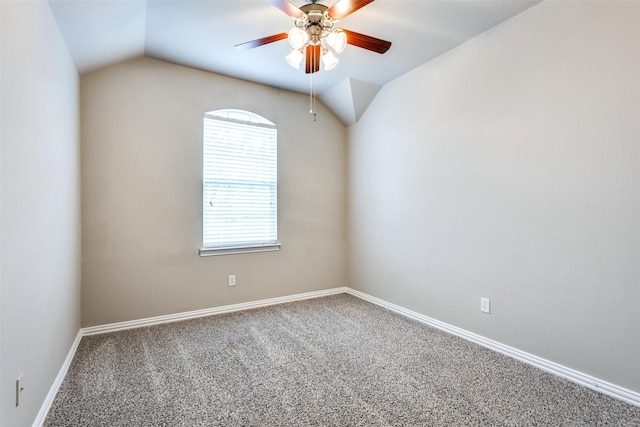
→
(297, 4, 335, 46)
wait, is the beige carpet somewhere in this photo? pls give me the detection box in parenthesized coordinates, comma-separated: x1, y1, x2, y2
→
(45, 294, 640, 426)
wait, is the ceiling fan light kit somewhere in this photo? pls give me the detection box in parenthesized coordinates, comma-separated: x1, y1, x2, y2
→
(285, 6, 349, 71)
(236, 0, 391, 74)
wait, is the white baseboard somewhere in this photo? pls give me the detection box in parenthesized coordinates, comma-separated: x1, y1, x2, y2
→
(34, 287, 348, 425)
(34, 285, 639, 426)
(345, 287, 640, 407)
(81, 287, 349, 336)
(32, 330, 83, 427)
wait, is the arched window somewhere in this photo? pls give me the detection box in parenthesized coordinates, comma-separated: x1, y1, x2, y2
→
(200, 109, 279, 255)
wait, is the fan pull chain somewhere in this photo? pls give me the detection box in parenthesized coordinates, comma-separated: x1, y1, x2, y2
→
(309, 65, 317, 121)
(309, 72, 313, 114)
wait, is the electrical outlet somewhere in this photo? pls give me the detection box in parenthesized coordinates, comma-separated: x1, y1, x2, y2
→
(480, 297, 491, 314)
(16, 373, 24, 407)
(228, 275, 236, 287)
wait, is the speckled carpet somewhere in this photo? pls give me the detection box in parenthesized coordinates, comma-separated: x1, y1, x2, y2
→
(44, 294, 640, 426)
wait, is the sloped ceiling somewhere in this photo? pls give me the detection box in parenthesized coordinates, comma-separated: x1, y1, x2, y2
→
(48, 0, 540, 125)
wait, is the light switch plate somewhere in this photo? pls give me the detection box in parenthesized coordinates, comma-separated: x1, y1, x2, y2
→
(480, 298, 491, 314)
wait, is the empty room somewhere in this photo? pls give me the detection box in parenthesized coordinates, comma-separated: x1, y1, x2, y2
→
(1, 0, 639, 425)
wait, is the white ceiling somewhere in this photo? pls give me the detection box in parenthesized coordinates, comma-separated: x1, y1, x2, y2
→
(48, 0, 540, 124)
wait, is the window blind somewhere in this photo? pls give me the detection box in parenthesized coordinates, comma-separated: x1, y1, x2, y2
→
(203, 110, 277, 250)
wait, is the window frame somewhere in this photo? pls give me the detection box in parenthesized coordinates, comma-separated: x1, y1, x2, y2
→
(199, 109, 280, 257)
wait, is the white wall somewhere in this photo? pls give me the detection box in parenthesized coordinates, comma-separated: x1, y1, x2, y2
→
(0, 1, 81, 425)
(348, 1, 640, 393)
(81, 57, 346, 327)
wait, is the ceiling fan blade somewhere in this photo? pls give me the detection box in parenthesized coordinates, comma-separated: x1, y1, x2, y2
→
(266, 0, 305, 19)
(305, 45, 321, 74)
(327, 0, 376, 20)
(343, 29, 391, 54)
(234, 32, 288, 50)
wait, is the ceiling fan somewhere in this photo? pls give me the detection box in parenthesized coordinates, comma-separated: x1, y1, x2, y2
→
(235, 0, 392, 74)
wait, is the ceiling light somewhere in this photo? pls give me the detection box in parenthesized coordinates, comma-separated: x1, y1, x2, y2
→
(284, 9, 347, 72)
(288, 27, 309, 50)
(326, 29, 347, 54)
(235, 1, 392, 77)
(286, 48, 304, 69)
(321, 50, 339, 70)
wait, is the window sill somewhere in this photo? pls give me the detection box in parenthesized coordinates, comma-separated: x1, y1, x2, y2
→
(199, 243, 281, 257)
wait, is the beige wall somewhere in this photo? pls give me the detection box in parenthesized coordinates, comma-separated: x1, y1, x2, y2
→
(0, 1, 81, 425)
(81, 57, 346, 327)
(348, 1, 640, 392)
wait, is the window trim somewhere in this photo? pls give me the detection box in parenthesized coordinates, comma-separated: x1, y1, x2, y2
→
(200, 109, 279, 256)
(199, 243, 281, 257)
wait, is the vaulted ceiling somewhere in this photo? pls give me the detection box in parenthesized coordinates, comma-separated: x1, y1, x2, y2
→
(48, 0, 540, 125)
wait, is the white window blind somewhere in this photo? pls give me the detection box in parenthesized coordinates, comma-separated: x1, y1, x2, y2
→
(202, 110, 278, 254)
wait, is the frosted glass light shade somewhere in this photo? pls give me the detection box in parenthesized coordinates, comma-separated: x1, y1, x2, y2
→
(286, 48, 304, 68)
(326, 29, 347, 53)
(288, 28, 309, 49)
(321, 50, 339, 70)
